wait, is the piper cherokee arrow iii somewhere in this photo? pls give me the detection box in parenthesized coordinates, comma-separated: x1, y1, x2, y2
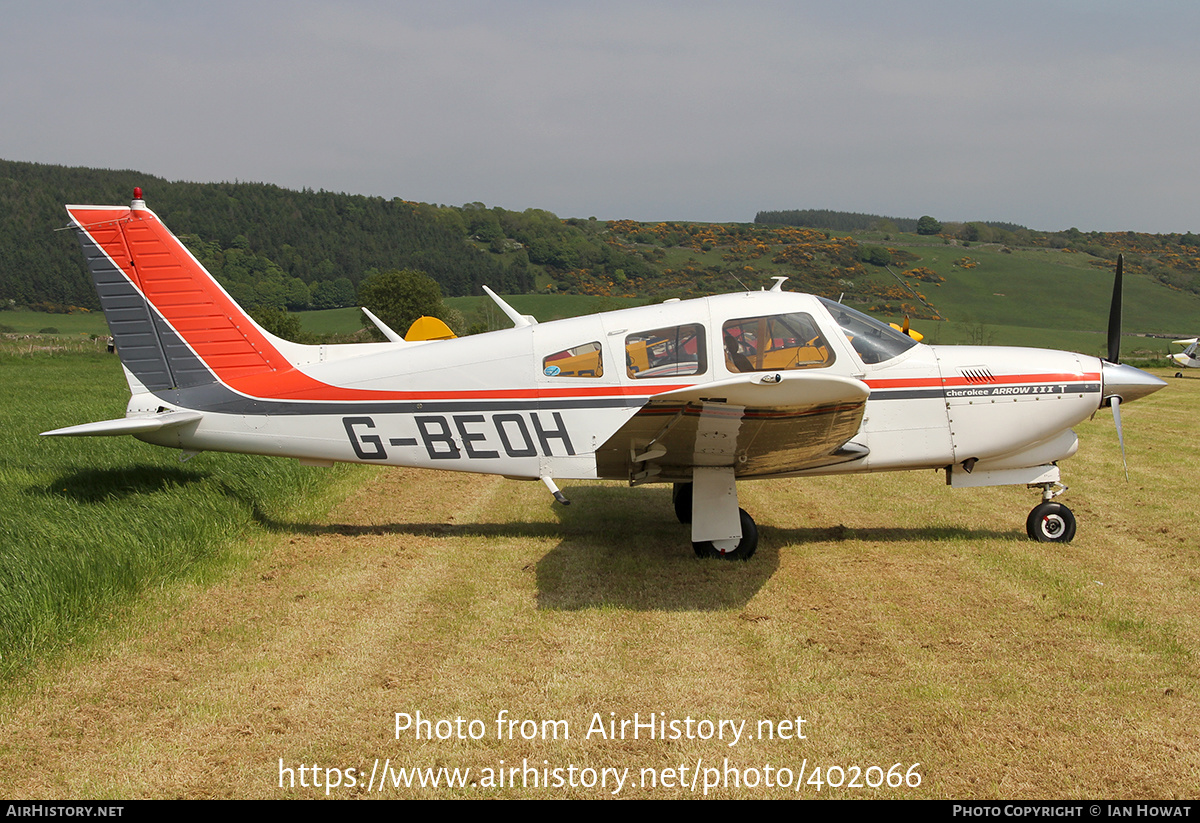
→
(45, 191, 1167, 558)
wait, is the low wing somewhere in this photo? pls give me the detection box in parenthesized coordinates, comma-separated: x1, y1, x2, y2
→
(595, 371, 870, 483)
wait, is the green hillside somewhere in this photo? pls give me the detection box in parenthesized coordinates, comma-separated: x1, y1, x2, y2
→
(877, 245, 1200, 335)
(0, 159, 531, 311)
(4, 158, 1199, 356)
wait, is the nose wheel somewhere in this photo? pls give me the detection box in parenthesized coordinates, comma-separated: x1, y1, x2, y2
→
(1026, 501, 1076, 543)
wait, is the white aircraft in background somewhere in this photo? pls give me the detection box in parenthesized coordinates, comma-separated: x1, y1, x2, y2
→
(44, 191, 1166, 558)
(1170, 338, 1199, 376)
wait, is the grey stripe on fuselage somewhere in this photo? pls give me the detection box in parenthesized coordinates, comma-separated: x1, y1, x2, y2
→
(869, 384, 1101, 401)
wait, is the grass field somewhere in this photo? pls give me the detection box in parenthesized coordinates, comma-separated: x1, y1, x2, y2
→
(0, 308, 110, 336)
(0, 344, 363, 678)
(636, 236, 1200, 336)
(883, 243, 1200, 336)
(0, 340, 1196, 797)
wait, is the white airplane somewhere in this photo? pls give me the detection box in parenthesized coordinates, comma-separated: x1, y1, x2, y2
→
(1169, 338, 1199, 376)
(44, 191, 1167, 558)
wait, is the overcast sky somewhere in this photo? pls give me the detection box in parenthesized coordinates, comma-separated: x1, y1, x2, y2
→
(4, 1, 1198, 232)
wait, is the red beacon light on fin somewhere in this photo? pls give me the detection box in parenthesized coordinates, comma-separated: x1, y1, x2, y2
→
(131, 187, 146, 210)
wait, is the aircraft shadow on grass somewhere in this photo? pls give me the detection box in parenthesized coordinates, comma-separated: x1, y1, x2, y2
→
(38, 466, 1025, 611)
(246, 483, 1019, 612)
(39, 465, 209, 503)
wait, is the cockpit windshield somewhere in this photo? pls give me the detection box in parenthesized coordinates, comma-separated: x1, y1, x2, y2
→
(816, 297, 919, 365)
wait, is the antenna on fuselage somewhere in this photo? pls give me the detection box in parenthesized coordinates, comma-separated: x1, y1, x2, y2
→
(361, 307, 405, 343)
(483, 286, 537, 328)
(769, 276, 788, 292)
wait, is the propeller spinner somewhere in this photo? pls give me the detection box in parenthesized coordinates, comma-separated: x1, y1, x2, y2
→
(1099, 254, 1166, 478)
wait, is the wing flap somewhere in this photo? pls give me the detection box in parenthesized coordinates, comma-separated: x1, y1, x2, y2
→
(597, 372, 870, 481)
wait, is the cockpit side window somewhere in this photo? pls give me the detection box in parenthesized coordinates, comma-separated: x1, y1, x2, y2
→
(543, 342, 603, 377)
(722, 313, 834, 372)
(625, 324, 706, 379)
(816, 296, 918, 365)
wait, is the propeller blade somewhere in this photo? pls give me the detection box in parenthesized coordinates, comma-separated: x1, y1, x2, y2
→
(1111, 395, 1128, 481)
(1106, 254, 1123, 363)
(902, 315, 911, 336)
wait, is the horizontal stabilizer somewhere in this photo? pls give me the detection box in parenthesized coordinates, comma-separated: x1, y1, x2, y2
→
(41, 410, 203, 438)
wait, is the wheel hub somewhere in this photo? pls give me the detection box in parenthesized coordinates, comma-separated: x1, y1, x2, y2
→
(1041, 515, 1064, 537)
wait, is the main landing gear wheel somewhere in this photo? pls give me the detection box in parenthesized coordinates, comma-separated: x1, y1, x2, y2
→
(693, 508, 758, 560)
(672, 482, 693, 524)
(1026, 502, 1076, 543)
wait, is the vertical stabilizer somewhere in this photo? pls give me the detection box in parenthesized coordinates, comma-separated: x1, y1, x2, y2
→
(67, 193, 290, 394)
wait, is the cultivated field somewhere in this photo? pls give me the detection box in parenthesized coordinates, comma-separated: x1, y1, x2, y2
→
(0, 342, 1196, 798)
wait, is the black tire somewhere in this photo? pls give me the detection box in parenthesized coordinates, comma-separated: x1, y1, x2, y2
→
(1026, 502, 1076, 543)
(693, 508, 758, 560)
(1176, 372, 1184, 378)
(672, 482, 693, 524)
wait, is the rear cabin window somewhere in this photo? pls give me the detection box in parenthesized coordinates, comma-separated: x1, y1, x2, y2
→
(625, 324, 706, 379)
(543, 342, 604, 377)
(721, 313, 834, 372)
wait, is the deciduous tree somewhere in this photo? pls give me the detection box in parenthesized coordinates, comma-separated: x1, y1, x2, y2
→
(916, 215, 942, 235)
(357, 268, 447, 340)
